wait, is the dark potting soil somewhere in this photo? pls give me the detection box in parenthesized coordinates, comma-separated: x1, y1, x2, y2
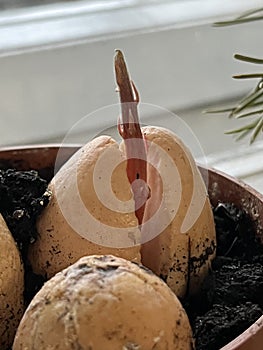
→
(0, 169, 263, 349)
(0, 169, 49, 304)
(184, 202, 263, 350)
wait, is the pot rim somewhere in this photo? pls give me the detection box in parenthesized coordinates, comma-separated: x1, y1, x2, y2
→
(221, 316, 263, 350)
(202, 164, 263, 203)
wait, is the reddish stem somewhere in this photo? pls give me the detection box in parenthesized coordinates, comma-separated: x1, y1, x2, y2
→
(114, 50, 149, 225)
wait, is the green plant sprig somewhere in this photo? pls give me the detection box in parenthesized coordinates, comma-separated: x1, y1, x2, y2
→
(206, 8, 263, 144)
(205, 59, 263, 144)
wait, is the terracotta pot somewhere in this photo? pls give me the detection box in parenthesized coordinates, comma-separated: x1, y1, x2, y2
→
(0, 144, 262, 350)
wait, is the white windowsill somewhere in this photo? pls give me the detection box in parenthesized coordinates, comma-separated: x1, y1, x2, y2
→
(201, 142, 263, 194)
(0, 0, 262, 55)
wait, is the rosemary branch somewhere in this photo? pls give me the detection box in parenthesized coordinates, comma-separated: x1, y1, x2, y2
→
(206, 9, 263, 144)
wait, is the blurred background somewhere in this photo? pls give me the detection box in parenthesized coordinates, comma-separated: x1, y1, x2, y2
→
(0, 0, 262, 191)
(0, 0, 64, 10)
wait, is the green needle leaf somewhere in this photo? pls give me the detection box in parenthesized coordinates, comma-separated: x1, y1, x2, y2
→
(236, 129, 253, 141)
(214, 16, 263, 27)
(250, 117, 263, 143)
(236, 109, 263, 119)
(236, 7, 263, 20)
(214, 8, 263, 27)
(230, 89, 263, 117)
(203, 107, 234, 114)
(225, 118, 261, 135)
(233, 73, 263, 79)
(234, 54, 263, 64)
(204, 101, 263, 115)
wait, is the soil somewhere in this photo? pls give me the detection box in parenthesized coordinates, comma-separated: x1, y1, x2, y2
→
(0, 169, 263, 349)
(184, 202, 263, 350)
(0, 169, 49, 304)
